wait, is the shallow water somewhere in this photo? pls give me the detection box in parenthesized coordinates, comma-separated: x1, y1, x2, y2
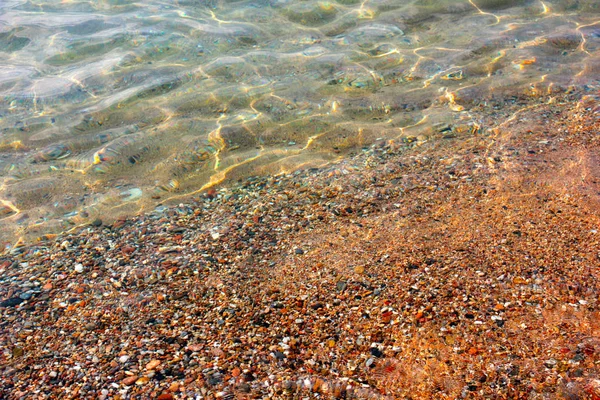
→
(0, 0, 598, 246)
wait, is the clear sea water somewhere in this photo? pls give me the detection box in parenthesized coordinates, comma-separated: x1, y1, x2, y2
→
(0, 0, 599, 246)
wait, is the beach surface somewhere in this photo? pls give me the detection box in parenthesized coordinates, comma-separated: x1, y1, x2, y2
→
(1, 91, 600, 399)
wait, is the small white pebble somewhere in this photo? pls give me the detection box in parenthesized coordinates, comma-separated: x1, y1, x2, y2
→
(74, 264, 84, 273)
(119, 355, 129, 363)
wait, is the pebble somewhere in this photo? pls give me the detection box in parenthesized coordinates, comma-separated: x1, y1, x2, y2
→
(74, 263, 84, 273)
(146, 359, 161, 370)
(12, 347, 24, 357)
(122, 375, 138, 386)
(0, 297, 24, 307)
(119, 355, 129, 363)
(369, 347, 383, 357)
(135, 376, 149, 385)
(91, 218, 103, 227)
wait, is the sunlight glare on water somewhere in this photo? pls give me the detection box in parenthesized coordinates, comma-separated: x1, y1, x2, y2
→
(0, 0, 599, 246)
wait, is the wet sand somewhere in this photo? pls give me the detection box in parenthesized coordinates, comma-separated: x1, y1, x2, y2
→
(1, 91, 600, 399)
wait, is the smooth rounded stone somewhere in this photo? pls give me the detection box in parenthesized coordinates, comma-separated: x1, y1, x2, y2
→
(19, 292, 33, 300)
(146, 359, 161, 370)
(336, 281, 347, 291)
(91, 218, 102, 227)
(119, 355, 130, 363)
(0, 297, 24, 308)
(74, 264, 84, 273)
(122, 375, 138, 386)
(354, 265, 365, 274)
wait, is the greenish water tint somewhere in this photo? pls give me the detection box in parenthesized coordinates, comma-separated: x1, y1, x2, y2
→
(0, 0, 599, 245)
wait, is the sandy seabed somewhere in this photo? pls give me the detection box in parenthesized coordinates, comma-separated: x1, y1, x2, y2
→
(1, 91, 600, 399)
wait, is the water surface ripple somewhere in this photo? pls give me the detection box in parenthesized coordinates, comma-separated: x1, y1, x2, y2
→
(0, 0, 599, 245)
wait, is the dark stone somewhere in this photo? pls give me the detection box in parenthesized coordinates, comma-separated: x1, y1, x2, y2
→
(294, 248, 304, 255)
(572, 353, 585, 362)
(370, 347, 383, 358)
(572, 369, 584, 377)
(0, 297, 24, 308)
(237, 383, 251, 393)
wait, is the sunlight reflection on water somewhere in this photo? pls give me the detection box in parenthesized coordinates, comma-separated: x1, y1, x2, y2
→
(0, 0, 599, 244)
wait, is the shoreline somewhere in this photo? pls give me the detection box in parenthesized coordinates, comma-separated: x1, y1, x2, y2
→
(2, 91, 600, 399)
